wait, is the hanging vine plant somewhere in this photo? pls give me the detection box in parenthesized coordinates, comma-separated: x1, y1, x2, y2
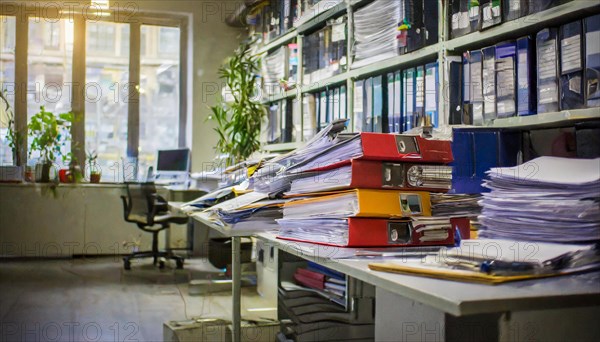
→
(208, 42, 265, 166)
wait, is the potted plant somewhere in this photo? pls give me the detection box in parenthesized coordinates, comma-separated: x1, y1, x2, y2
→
(207, 42, 265, 166)
(28, 106, 74, 183)
(87, 150, 101, 183)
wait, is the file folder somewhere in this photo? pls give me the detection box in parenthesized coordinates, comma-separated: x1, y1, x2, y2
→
(393, 71, 402, 133)
(415, 65, 425, 127)
(462, 52, 473, 124)
(340, 85, 347, 119)
(528, 0, 561, 15)
(481, 0, 501, 30)
(585, 14, 600, 108)
(468, 0, 481, 32)
(277, 217, 460, 247)
(482, 46, 497, 123)
(503, 0, 528, 22)
(372, 75, 384, 133)
(403, 68, 416, 132)
(451, 127, 521, 194)
(333, 87, 341, 121)
(328, 88, 335, 122)
(470, 50, 484, 125)
(364, 77, 373, 132)
(448, 56, 464, 125)
(353, 79, 365, 132)
(406, 0, 425, 52)
(283, 189, 432, 219)
(495, 42, 517, 118)
(537, 28, 560, 113)
(424, 0, 438, 47)
(386, 73, 395, 133)
(291, 133, 454, 174)
(450, 0, 471, 39)
(288, 159, 452, 194)
(559, 20, 585, 110)
(319, 90, 328, 130)
(516, 36, 537, 116)
(425, 62, 439, 127)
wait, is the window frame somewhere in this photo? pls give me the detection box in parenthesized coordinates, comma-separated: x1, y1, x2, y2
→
(1, 5, 189, 174)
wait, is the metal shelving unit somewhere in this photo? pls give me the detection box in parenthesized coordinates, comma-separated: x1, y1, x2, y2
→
(255, 0, 600, 151)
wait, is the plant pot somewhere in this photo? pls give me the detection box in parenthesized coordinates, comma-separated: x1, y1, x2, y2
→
(90, 173, 101, 183)
(35, 163, 53, 183)
(59, 169, 73, 183)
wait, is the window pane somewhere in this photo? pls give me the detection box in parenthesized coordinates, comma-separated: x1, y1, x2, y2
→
(0, 16, 16, 165)
(138, 25, 180, 175)
(27, 18, 74, 165)
(85, 22, 130, 183)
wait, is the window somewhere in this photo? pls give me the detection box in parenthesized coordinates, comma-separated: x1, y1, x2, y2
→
(1, 7, 187, 180)
(88, 22, 116, 53)
(0, 16, 16, 165)
(27, 18, 74, 164)
(138, 25, 181, 176)
(86, 22, 130, 182)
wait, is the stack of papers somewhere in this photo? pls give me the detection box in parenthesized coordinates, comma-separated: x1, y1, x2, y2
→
(369, 239, 600, 284)
(431, 194, 482, 217)
(478, 157, 600, 243)
(352, 0, 403, 67)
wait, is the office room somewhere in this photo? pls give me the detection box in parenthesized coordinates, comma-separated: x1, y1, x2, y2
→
(0, 0, 599, 341)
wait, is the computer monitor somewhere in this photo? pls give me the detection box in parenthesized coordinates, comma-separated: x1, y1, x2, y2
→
(156, 148, 190, 176)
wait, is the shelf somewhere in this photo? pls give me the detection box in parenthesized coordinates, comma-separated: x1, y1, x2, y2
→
(295, 0, 346, 33)
(262, 142, 303, 152)
(260, 89, 298, 104)
(256, 29, 297, 55)
(300, 72, 349, 93)
(446, 1, 600, 52)
(349, 43, 440, 79)
(489, 108, 600, 129)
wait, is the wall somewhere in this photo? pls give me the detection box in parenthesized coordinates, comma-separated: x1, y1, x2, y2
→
(132, 0, 245, 172)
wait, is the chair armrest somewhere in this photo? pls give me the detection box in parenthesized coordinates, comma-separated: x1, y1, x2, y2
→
(150, 194, 169, 217)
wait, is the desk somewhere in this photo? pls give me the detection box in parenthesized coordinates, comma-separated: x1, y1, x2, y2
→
(256, 232, 600, 341)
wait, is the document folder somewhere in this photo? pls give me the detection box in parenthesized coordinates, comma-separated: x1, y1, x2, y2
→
(585, 14, 600, 107)
(559, 20, 585, 110)
(372, 75, 384, 133)
(287, 159, 452, 195)
(495, 42, 517, 118)
(451, 127, 521, 194)
(425, 62, 439, 127)
(503, 0, 528, 22)
(537, 28, 560, 113)
(282, 189, 432, 219)
(353, 79, 365, 132)
(448, 56, 465, 125)
(387, 73, 395, 133)
(516, 36, 537, 116)
(393, 71, 402, 133)
(470, 50, 484, 125)
(277, 217, 461, 247)
(403, 68, 416, 132)
(482, 46, 497, 123)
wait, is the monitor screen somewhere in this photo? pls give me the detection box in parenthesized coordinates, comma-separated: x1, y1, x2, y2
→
(156, 149, 190, 172)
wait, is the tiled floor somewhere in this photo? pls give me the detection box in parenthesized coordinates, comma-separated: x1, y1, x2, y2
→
(0, 257, 276, 342)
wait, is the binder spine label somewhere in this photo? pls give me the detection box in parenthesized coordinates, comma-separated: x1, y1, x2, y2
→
(394, 136, 420, 154)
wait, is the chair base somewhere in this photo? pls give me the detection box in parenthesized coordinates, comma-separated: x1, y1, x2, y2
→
(123, 251, 184, 270)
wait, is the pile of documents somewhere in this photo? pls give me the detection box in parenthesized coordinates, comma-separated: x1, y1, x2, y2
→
(369, 238, 600, 284)
(352, 0, 403, 66)
(478, 157, 600, 243)
(273, 130, 465, 247)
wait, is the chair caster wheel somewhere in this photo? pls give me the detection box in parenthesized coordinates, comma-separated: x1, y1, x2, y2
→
(176, 259, 184, 269)
(158, 260, 166, 269)
(124, 260, 131, 270)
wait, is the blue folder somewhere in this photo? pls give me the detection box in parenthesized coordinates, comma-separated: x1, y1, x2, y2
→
(559, 20, 585, 110)
(585, 14, 600, 107)
(537, 28, 560, 113)
(517, 36, 537, 116)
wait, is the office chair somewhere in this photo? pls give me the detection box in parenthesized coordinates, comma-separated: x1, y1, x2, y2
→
(120, 182, 188, 270)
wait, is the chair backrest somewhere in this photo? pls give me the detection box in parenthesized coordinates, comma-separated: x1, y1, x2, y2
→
(123, 182, 157, 225)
